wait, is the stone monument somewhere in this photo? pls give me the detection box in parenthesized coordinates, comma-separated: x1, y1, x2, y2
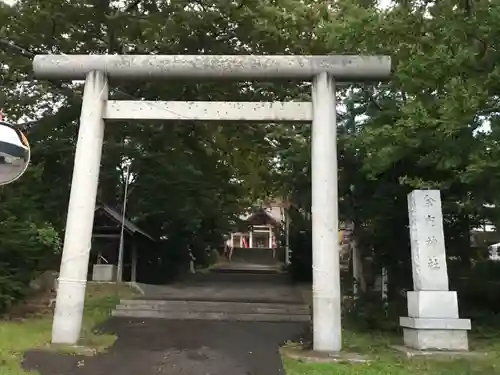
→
(400, 190, 471, 351)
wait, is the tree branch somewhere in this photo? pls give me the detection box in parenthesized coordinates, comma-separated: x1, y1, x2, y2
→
(0, 38, 34, 58)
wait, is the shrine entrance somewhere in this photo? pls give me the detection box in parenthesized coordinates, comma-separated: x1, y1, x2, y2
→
(32, 54, 391, 352)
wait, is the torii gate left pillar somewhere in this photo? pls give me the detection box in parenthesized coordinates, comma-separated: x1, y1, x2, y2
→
(32, 54, 391, 351)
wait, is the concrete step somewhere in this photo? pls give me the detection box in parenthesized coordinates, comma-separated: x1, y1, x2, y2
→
(184, 272, 289, 284)
(111, 309, 311, 322)
(210, 267, 282, 275)
(130, 284, 304, 304)
(116, 300, 310, 315)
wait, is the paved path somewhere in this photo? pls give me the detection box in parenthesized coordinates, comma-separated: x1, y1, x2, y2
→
(23, 318, 308, 375)
(23, 264, 309, 374)
(135, 267, 305, 305)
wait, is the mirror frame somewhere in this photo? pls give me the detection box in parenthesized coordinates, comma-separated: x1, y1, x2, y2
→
(0, 120, 31, 186)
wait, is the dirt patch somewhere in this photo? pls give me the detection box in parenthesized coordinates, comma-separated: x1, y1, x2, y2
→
(23, 318, 308, 375)
(2, 289, 55, 320)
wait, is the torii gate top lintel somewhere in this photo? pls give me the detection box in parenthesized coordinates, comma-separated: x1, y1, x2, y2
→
(33, 54, 391, 80)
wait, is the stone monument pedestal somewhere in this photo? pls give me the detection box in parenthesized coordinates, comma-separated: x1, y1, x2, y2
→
(400, 291, 471, 350)
(400, 190, 471, 351)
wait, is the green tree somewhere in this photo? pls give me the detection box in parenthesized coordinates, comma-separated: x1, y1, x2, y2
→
(0, 166, 61, 310)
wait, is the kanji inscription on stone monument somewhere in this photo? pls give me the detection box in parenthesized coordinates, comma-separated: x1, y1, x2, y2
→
(407, 190, 449, 291)
(425, 214, 436, 227)
(423, 194, 436, 208)
(426, 236, 438, 247)
(427, 256, 440, 269)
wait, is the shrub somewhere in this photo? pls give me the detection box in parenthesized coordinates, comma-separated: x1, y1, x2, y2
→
(0, 218, 62, 311)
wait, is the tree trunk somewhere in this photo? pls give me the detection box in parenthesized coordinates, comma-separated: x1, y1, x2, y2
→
(352, 237, 367, 295)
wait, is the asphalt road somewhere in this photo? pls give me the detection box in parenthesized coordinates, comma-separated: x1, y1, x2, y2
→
(23, 318, 308, 375)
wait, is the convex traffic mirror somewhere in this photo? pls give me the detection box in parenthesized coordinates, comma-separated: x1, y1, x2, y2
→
(0, 121, 30, 185)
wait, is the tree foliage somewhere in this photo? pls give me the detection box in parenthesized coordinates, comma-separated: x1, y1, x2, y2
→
(1, 0, 500, 306)
(276, 0, 500, 293)
(0, 166, 61, 310)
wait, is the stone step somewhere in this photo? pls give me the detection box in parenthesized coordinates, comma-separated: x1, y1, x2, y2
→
(184, 272, 289, 284)
(111, 309, 311, 322)
(210, 267, 282, 275)
(116, 300, 310, 315)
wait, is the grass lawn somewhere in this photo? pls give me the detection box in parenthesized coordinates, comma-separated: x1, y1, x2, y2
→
(282, 327, 500, 375)
(0, 283, 137, 375)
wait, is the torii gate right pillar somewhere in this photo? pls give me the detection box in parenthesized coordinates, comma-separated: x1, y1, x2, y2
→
(311, 72, 341, 351)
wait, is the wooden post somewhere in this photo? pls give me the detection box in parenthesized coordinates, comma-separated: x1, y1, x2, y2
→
(131, 242, 137, 282)
(285, 209, 291, 265)
(268, 226, 273, 248)
(117, 235, 124, 282)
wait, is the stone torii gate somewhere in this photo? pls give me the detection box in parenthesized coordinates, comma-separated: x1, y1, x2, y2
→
(33, 54, 391, 352)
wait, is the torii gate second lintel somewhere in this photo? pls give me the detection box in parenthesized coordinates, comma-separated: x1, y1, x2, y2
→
(33, 54, 391, 353)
